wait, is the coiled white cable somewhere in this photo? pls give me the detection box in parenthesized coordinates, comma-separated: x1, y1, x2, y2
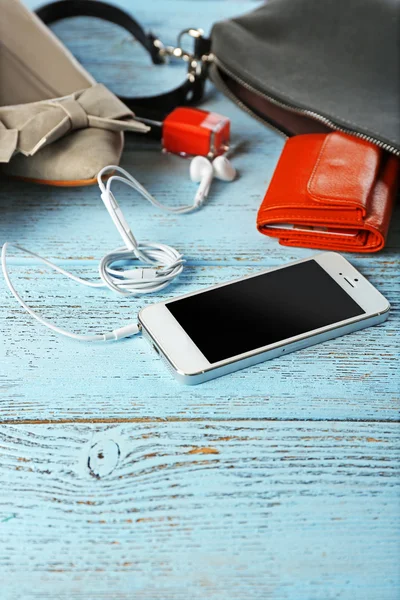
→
(1, 165, 204, 341)
(1, 242, 140, 341)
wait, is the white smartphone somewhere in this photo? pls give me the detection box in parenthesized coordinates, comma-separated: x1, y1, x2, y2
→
(139, 252, 390, 385)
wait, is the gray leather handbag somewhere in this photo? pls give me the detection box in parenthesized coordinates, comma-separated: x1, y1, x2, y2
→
(38, 0, 400, 157)
(210, 0, 400, 156)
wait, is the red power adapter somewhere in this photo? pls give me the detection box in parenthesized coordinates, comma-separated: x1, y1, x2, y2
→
(162, 107, 230, 158)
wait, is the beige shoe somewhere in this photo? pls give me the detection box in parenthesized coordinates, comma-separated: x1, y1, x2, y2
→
(0, 0, 148, 185)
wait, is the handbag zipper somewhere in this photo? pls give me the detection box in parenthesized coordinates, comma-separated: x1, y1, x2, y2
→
(209, 60, 287, 139)
(211, 56, 400, 157)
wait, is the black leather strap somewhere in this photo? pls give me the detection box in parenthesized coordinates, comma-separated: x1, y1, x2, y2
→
(36, 0, 211, 120)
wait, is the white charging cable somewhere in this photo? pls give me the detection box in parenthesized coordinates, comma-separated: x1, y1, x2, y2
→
(2, 160, 236, 342)
(1, 165, 207, 341)
(95, 165, 203, 296)
(1, 241, 140, 341)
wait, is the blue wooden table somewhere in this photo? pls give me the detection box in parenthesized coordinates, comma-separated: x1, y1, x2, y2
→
(1, 2, 399, 598)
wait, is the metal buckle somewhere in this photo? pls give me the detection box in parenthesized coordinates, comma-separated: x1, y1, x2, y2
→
(153, 28, 210, 83)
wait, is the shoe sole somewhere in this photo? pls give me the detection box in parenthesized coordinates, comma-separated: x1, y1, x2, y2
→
(10, 175, 98, 187)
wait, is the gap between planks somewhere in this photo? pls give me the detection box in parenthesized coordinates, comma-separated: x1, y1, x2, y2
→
(1, 416, 399, 425)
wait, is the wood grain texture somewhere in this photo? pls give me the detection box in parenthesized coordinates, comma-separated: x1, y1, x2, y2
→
(1, 1, 399, 598)
(1, 261, 399, 422)
(1, 422, 399, 600)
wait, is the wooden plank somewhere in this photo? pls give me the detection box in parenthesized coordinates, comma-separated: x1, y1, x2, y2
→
(0, 421, 399, 599)
(1, 261, 398, 423)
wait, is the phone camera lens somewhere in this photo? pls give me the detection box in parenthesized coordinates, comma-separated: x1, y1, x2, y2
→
(354, 278, 358, 282)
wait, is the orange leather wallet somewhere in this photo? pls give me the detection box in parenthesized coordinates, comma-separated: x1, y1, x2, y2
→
(257, 132, 399, 252)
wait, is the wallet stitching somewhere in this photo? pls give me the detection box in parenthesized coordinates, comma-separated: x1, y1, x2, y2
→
(282, 239, 377, 249)
(259, 208, 362, 218)
(261, 225, 382, 250)
(279, 234, 369, 248)
(260, 219, 380, 246)
(258, 212, 364, 223)
(279, 232, 377, 246)
(284, 236, 365, 244)
(268, 231, 364, 242)
(267, 226, 381, 248)
(258, 204, 363, 218)
(262, 227, 367, 240)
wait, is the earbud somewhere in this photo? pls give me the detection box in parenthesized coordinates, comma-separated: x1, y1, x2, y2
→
(190, 156, 214, 206)
(212, 155, 237, 182)
(190, 155, 236, 206)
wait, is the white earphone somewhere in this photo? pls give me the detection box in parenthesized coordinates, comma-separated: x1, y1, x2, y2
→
(190, 155, 236, 205)
(2, 155, 237, 342)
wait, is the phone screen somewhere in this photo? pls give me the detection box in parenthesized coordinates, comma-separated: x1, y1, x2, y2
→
(166, 259, 365, 364)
